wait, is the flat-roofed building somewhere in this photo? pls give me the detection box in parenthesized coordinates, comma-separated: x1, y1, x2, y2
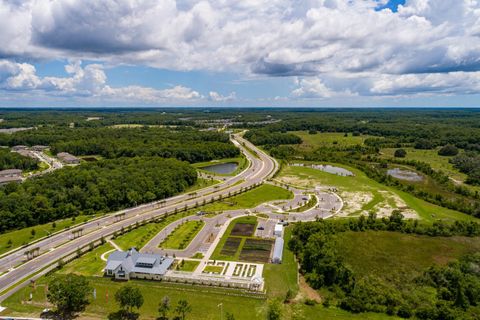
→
(57, 152, 80, 164)
(0, 169, 23, 185)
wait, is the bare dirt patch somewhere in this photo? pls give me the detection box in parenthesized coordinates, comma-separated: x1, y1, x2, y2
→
(231, 223, 255, 236)
(294, 274, 322, 303)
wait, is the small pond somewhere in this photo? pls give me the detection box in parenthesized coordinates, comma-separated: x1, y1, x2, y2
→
(387, 168, 423, 182)
(201, 162, 238, 174)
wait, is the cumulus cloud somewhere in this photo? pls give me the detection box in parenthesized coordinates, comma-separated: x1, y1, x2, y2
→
(0, 59, 204, 104)
(0, 0, 479, 100)
(208, 91, 236, 102)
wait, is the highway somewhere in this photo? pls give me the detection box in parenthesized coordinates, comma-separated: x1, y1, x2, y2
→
(0, 134, 278, 301)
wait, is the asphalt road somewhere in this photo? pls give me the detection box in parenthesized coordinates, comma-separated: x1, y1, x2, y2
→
(0, 134, 278, 301)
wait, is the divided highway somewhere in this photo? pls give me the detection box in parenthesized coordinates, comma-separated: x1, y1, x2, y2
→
(0, 134, 278, 301)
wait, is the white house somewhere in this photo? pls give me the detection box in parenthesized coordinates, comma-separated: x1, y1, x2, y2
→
(105, 248, 174, 281)
(273, 223, 283, 237)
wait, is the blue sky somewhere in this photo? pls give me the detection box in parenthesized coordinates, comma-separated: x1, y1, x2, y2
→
(0, 0, 479, 108)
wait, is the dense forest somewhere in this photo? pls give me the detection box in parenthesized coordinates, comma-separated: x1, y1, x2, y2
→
(0, 157, 197, 232)
(0, 127, 239, 163)
(289, 216, 480, 319)
(243, 130, 302, 146)
(0, 149, 38, 171)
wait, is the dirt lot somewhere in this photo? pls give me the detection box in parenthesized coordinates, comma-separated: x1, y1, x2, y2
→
(220, 237, 242, 256)
(239, 238, 273, 263)
(231, 223, 256, 237)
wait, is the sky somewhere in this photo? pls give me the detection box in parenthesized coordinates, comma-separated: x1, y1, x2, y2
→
(0, 0, 479, 108)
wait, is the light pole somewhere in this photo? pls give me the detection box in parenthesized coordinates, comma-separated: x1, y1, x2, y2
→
(218, 303, 223, 320)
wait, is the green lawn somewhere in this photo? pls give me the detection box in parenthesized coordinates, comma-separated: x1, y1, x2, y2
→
(279, 163, 477, 222)
(184, 177, 221, 193)
(263, 228, 298, 299)
(176, 259, 200, 272)
(160, 220, 204, 250)
(336, 231, 480, 284)
(211, 216, 257, 261)
(203, 265, 224, 274)
(194, 156, 248, 176)
(197, 184, 293, 212)
(0, 216, 94, 257)
(112, 213, 187, 250)
(291, 131, 374, 151)
(1, 277, 266, 320)
(57, 243, 114, 277)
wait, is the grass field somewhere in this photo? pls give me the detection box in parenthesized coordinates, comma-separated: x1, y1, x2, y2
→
(278, 163, 477, 222)
(176, 259, 200, 272)
(336, 231, 480, 284)
(1, 277, 266, 320)
(291, 131, 374, 151)
(196, 184, 293, 212)
(112, 213, 186, 250)
(381, 147, 466, 182)
(160, 220, 204, 250)
(0, 216, 94, 257)
(57, 243, 114, 277)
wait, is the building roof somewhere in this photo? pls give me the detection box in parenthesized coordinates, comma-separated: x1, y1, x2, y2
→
(0, 169, 22, 176)
(106, 248, 173, 276)
(274, 223, 283, 232)
(273, 237, 284, 261)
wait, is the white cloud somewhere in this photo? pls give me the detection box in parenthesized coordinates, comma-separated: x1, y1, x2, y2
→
(0, 0, 479, 101)
(208, 91, 236, 102)
(0, 59, 204, 104)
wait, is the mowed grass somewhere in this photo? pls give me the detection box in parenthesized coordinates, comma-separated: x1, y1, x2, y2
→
(291, 131, 374, 151)
(280, 164, 477, 222)
(336, 231, 480, 283)
(1, 277, 266, 320)
(57, 243, 114, 277)
(113, 213, 186, 250)
(0, 216, 94, 257)
(211, 216, 257, 261)
(176, 259, 200, 272)
(160, 220, 204, 250)
(263, 227, 298, 299)
(198, 184, 293, 212)
(184, 177, 220, 193)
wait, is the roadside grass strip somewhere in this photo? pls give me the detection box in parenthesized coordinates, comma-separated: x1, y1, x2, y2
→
(160, 220, 205, 250)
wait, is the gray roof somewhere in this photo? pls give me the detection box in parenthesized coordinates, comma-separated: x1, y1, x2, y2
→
(273, 237, 284, 261)
(106, 248, 173, 276)
(0, 169, 22, 176)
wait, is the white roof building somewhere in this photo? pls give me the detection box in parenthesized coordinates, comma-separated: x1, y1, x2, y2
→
(273, 223, 283, 237)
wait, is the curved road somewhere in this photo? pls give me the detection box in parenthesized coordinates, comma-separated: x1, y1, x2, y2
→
(0, 134, 278, 301)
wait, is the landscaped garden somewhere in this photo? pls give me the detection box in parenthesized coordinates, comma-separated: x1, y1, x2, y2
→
(160, 220, 204, 250)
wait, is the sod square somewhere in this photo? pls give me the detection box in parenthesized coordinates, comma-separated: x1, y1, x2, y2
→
(231, 223, 255, 236)
(239, 238, 273, 263)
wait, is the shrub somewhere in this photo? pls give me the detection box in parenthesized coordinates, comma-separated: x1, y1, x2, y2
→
(394, 149, 407, 158)
(438, 145, 459, 156)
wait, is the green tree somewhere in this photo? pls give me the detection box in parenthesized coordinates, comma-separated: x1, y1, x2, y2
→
(158, 296, 170, 320)
(394, 148, 407, 158)
(47, 274, 91, 319)
(438, 145, 459, 156)
(266, 300, 282, 320)
(175, 299, 192, 320)
(114, 285, 144, 317)
(225, 312, 235, 320)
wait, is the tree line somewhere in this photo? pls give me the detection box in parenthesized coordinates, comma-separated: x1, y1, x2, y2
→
(243, 130, 302, 146)
(0, 127, 239, 163)
(288, 214, 480, 319)
(0, 157, 197, 233)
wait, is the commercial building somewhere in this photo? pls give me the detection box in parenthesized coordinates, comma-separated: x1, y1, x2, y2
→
(57, 152, 80, 164)
(0, 169, 23, 185)
(105, 248, 174, 281)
